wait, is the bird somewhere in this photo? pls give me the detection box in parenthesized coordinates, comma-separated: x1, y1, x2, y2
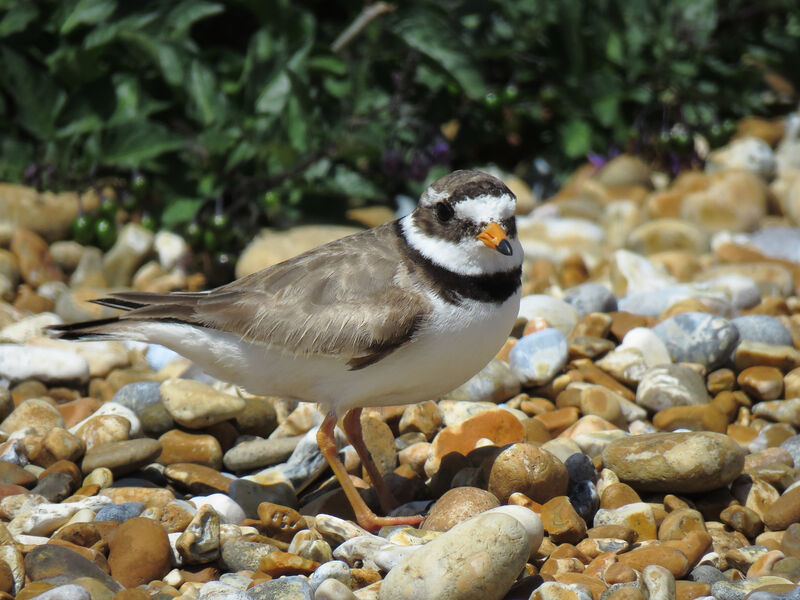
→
(50, 169, 524, 531)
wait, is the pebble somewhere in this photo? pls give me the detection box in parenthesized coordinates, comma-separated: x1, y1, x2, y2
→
(732, 315, 794, 346)
(483, 443, 569, 504)
(443, 358, 521, 403)
(107, 516, 172, 587)
(563, 283, 619, 316)
(602, 432, 745, 493)
(517, 295, 580, 337)
(0, 344, 89, 384)
(636, 364, 709, 412)
(160, 379, 246, 428)
(112, 381, 163, 414)
(651, 313, 739, 369)
(81, 438, 162, 475)
(379, 512, 533, 600)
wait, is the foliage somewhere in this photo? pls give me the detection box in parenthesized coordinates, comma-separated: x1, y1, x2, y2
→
(0, 0, 798, 245)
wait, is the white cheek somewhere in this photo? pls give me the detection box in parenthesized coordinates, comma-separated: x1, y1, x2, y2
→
(401, 216, 523, 276)
(454, 194, 516, 223)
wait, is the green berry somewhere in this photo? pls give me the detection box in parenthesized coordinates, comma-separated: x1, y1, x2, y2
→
(185, 221, 203, 247)
(95, 218, 117, 251)
(71, 215, 95, 246)
(503, 84, 519, 103)
(131, 173, 148, 198)
(210, 213, 230, 232)
(140, 213, 157, 232)
(203, 228, 218, 253)
(99, 196, 118, 221)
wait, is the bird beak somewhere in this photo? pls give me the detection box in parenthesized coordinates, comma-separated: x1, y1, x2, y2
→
(476, 222, 513, 256)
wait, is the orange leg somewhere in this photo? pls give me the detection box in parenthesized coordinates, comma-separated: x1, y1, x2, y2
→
(316, 411, 423, 532)
(342, 407, 398, 514)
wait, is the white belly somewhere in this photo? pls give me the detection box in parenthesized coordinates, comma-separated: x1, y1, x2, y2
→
(133, 291, 520, 416)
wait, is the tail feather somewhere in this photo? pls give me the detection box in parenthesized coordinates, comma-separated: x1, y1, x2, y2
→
(47, 317, 125, 341)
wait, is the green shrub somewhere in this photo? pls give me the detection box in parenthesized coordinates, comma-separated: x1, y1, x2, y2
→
(0, 0, 798, 236)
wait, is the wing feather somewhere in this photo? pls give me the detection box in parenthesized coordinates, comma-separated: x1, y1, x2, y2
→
(105, 222, 430, 363)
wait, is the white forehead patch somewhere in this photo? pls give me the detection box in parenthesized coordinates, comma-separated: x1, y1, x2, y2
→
(419, 187, 449, 208)
(454, 193, 516, 224)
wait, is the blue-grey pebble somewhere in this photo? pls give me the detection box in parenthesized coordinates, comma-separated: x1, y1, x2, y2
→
(732, 315, 793, 347)
(565, 453, 597, 484)
(652, 312, 739, 369)
(228, 478, 298, 517)
(746, 587, 800, 600)
(568, 480, 599, 523)
(710, 578, 787, 600)
(112, 381, 162, 414)
(310, 560, 351, 591)
(198, 580, 251, 599)
(509, 328, 568, 386)
(94, 501, 144, 522)
(618, 287, 695, 317)
(25, 584, 91, 600)
(247, 576, 313, 600)
(688, 565, 726, 584)
(563, 283, 618, 316)
(780, 435, 800, 471)
(747, 226, 800, 263)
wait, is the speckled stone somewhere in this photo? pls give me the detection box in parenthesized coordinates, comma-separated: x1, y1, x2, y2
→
(652, 313, 739, 369)
(636, 364, 709, 412)
(482, 443, 569, 504)
(602, 432, 745, 493)
(379, 512, 532, 600)
(422, 486, 500, 531)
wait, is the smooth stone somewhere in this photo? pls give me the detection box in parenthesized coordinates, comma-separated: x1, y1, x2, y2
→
(102, 223, 154, 287)
(333, 535, 419, 572)
(517, 295, 580, 337)
(568, 480, 600, 523)
(509, 328, 569, 387)
(422, 487, 499, 531)
(531, 581, 594, 600)
(563, 283, 618, 316)
(763, 486, 800, 530)
(8, 496, 112, 536)
(0, 345, 89, 385)
(107, 516, 171, 588)
(602, 432, 745, 493)
(223, 436, 300, 472)
(443, 358, 521, 403)
(189, 493, 246, 524)
(73, 415, 131, 451)
(220, 538, 278, 571)
(228, 477, 298, 516)
(2, 398, 65, 437)
(93, 502, 144, 523)
(620, 327, 671, 368)
(139, 401, 175, 437)
(710, 576, 794, 600)
(157, 429, 223, 469)
(483, 443, 569, 504)
(733, 340, 800, 372)
(779, 435, 800, 470)
(257, 425, 337, 488)
(594, 346, 649, 386)
(732, 316, 794, 347)
(234, 395, 278, 437)
(753, 398, 800, 427)
(314, 578, 358, 600)
(0, 313, 61, 344)
(81, 438, 162, 475)
(23, 583, 91, 600)
(196, 581, 250, 599)
(379, 512, 530, 600)
(154, 230, 189, 270)
(636, 364, 709, 412)
(24, 543, 123, 592)
(310, 560, 351, 591)
(111, 381, 162, 414)
(160, 379, 246, 429)
(246, 575, 313, 600)
(652, 313, 739, 369)
(594, 502, 657, 540)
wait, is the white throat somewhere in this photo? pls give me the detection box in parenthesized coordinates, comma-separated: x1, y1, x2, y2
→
(400, 215, 523, 276)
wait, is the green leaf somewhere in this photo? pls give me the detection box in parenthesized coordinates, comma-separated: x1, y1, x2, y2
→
(255, 71, 291, 114)
(592, 95, 619, 127)
(160, 198, 203, 228)
(329, 166, 382, 200)
(0, 48, 66, 139)
(120, 32, 183, 86)
(100, 122, 183, 168)
(84, 12, 158, 49)
(606, 31, 623, 64)
(307, 55, 347, 75)
(392, 12, 484, 100)
(163, 1, 224, 39)
(0, 3, 38, 37)
(286, 96, 307, 152)
(560, 119, 592, 158)
(188, 60, 226, 126)
(61, 0, 117, 34)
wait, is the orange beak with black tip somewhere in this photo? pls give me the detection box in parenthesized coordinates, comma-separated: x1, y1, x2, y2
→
(476, 222, 513, 256)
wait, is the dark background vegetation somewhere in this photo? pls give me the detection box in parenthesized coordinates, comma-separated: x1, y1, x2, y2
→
(1, 0, 799, 255)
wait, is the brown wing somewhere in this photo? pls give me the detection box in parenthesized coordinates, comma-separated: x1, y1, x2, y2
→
(101, 222, 431, 368)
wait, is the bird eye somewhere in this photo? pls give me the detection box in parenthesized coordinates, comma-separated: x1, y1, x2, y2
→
(435, 202, 454, 222)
